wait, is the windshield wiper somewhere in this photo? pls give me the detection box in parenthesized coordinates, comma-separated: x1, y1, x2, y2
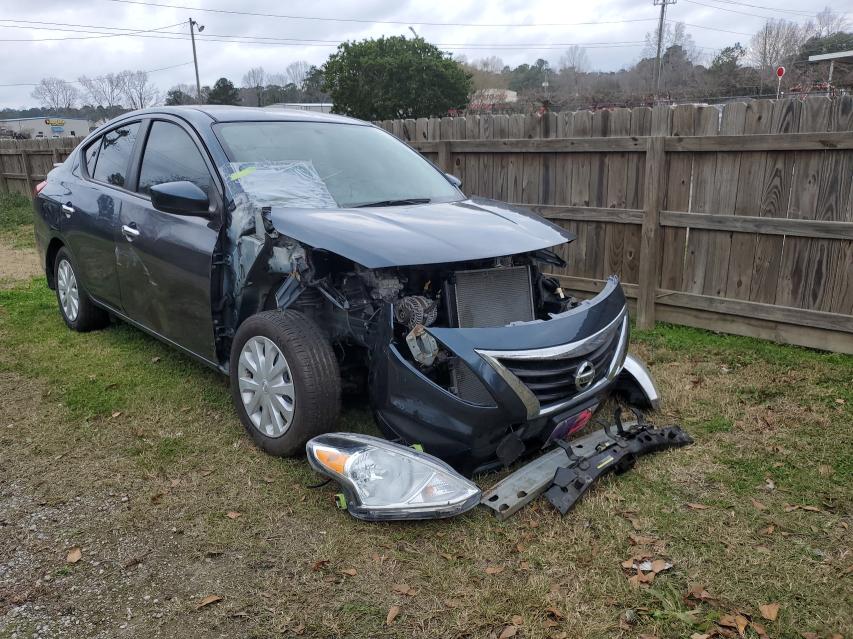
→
(353, 198, 431, 208)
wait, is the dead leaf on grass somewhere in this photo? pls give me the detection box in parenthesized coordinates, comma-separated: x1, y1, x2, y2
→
(225, 511, 241, 520)
(150, 492, 165, 504)
(649, 559, 672, 573)
(685, 584, 716, 603)
(545, 607, 563, 619)
(686, 502, 709, 510)
(801, 633, 819, 639)
(310, 559, 329, 571)
(750, 498, 767, 511)
(511, 615, 523, 626)
(690, 634, 712, 639)
(751, 621, 768, 638)
(110, 411, 122, 419)
(485, 565, 505, 575)
(386, 605, 400, 625)
(818, 464, 834, 476)
(340, 568, 357, 576)
(758, 602, 780, 621)
(195, 595, 222, 610)
(66, 547, 82, 564)
(151, 356, 161, 363)
(515, 543, 526, 553)
(498, 625, 518, 639)
(762, 478, 776, 492)
(760, 525, 775, 535)
(393, 583, 415, 596)
(627, 570, 655, 587)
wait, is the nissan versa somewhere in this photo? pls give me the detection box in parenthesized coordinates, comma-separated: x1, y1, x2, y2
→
(34, 106, 669, 520)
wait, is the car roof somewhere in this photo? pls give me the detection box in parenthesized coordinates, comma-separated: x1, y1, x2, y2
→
(122, 105, 365, 126)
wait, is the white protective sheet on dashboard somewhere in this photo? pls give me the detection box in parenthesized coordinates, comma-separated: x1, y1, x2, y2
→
(226, 160, 338, 209)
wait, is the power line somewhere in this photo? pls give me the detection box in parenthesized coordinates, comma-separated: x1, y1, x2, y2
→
(0, 62, 194, 87)
(0, 20, 185, 42)
(0, 20, 653, 49)
(103, 0, 662, 28)
(682, 0, 813, 21)
(691, 0, 840, 18)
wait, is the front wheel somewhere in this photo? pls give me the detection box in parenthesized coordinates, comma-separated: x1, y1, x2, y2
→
(229, 310, 341, 457)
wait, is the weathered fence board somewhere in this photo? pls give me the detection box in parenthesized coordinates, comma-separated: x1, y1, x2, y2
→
(3, 101, 852, 353)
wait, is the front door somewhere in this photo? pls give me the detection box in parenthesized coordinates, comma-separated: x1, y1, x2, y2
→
(114, 118, 221, 362)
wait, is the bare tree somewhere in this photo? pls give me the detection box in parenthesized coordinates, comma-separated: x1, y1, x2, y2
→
(31, 77, 79, 110)
(813, 6, 849, 37)
(643, 22, 700, 63)
(119, 70, 160, 109)
(242, 66, 266, 106)
(559, 46, 589, 72)
(77, 73, 125, 107)
(284, 60, 311, 89)
(748, 19, 807, 91)
(476, 56, 505, 74)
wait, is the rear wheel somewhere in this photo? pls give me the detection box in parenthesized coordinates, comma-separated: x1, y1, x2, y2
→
(53, 248, 109, 332)
(229, 310, 341, 456)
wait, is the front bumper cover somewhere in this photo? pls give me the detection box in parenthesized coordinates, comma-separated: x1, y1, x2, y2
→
(369, 277, 659, 475)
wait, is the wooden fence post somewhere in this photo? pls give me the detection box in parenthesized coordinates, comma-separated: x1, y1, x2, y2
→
(437, 140, 451, 172)
(636, 136, 665, 330)
(20, 149, 34, 197)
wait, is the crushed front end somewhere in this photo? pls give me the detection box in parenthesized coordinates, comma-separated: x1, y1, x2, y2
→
(365, 264, 655, 476)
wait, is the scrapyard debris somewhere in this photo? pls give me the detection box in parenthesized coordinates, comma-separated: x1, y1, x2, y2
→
(481, 409, 692, 520)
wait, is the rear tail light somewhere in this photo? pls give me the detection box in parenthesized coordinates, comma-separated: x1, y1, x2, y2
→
(35, 181, 47, 195)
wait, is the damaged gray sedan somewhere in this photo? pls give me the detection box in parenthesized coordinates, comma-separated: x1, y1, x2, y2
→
(34, 106, 679, 521)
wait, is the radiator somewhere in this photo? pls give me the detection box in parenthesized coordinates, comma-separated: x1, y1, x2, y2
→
(453, 265, 535, 328)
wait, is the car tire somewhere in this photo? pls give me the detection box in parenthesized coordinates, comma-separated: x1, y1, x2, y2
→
(53, 247, 110, 332)
(229, 310, 341, 457)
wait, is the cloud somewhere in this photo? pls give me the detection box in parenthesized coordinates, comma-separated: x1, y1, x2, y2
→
(0, 0, 813, 108)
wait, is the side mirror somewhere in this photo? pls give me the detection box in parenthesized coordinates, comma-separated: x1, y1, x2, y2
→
(150, 181, 210, 216)
(445, 173, 463, 189)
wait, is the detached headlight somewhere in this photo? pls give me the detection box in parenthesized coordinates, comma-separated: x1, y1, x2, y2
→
(306, 433, 481, 521)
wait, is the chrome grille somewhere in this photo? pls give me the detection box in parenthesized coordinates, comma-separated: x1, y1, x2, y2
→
(454, 266, 534, 328)
(497, 330, 620, 406)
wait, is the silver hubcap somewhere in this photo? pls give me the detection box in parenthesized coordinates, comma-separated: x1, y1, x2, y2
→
(238, 336, 295, 438)
(57, 259, 79, 322)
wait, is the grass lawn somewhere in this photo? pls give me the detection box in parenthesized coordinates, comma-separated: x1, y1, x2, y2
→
(0, 193, 850, 638)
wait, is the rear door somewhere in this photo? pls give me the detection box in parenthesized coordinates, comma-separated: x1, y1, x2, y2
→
(114, 117, 222, 362)
(61, 120, 141, 308)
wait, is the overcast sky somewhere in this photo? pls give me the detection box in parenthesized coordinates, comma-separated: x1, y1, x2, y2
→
(0, 0, 848, 108)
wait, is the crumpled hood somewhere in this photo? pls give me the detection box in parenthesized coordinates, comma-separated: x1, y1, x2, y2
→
(266, 197, 574, 268)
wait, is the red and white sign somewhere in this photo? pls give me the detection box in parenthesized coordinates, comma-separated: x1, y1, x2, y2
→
(776, 66, 786, 78)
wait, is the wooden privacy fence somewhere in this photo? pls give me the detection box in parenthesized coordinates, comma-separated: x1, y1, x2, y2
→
(0, 137, 83, 197)
(377, 96, 853, 354)
(1, 101, 851, 353)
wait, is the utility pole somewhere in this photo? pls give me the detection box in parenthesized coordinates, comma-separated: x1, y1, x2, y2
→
(653, 0, 677, 101)
(189, 18, 205, 102)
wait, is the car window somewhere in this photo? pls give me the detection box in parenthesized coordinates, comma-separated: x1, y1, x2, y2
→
(83, 137, 101, 176)
(137, 121, 211, 197)
(92, 122, 140, 188)
(215, 122, 461, 208)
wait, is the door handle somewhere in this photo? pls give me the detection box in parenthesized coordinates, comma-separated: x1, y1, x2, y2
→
(121, 224, 140, 240)
(61, 203, 74, 217)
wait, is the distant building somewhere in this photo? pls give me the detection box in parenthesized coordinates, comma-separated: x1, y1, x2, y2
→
(0, 116, 93, 139)
(263, 103, 334, 114)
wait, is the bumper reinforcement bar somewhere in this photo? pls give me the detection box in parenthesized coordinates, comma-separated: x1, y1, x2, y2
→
(480, 411, 692, 520)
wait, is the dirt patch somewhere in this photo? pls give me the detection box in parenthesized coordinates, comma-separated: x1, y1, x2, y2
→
(0, 239, 40, 287)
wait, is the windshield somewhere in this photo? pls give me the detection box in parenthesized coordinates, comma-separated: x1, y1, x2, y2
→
(214, 121, 461, 208)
